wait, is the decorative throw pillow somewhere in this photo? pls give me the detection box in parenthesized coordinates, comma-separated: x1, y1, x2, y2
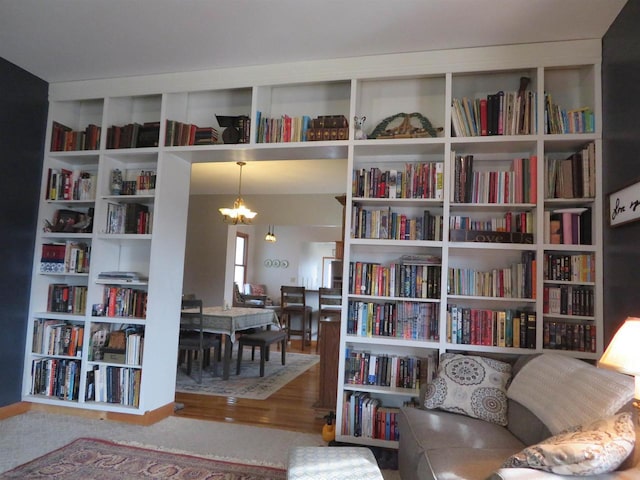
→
(423, 353, 512, 426)
(502, 412, 636, 475)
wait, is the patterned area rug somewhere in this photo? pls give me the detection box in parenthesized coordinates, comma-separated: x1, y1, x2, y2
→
(0, 437, 287, 479)
(176, 351, 319, 399)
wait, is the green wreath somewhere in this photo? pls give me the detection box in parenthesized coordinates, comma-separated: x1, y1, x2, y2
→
(368, 112, 439, 139)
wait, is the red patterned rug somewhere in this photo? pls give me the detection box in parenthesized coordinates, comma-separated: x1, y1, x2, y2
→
(0, 437, 287, 479)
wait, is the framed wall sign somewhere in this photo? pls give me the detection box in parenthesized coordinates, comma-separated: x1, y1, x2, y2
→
(609, 178, 640, 227)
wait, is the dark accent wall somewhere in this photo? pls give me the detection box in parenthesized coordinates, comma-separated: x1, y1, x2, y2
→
(602, 0, 640, 344)
(0, 58, 48, 407)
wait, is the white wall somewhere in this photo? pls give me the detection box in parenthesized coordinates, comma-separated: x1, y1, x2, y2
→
(182, 193, 343, 307)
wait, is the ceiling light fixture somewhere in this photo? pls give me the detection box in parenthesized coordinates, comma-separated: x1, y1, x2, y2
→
(265, 225, 277, 242)
(219, 161, 257, 224)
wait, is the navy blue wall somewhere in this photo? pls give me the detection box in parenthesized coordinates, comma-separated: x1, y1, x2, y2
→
(602, 0, 640, 343)
(0, 58, 47, 407)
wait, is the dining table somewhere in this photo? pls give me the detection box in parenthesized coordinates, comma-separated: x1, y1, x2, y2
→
(194, 306, 281, 380)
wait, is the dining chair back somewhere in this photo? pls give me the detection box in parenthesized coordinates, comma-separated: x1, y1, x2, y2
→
(178, 298, 221, 383)
(317, 287, 342, 353)
(280, 285, 313, 350)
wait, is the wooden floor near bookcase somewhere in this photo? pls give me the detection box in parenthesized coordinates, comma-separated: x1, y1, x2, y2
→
(174, 339, 328, 435)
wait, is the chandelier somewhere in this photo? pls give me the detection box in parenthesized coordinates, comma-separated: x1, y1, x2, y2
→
(265, 225, 277, 242)
(219, 161, 257, 224)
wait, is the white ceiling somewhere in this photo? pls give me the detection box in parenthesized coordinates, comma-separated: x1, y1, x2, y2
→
(0, 0, 627, 195)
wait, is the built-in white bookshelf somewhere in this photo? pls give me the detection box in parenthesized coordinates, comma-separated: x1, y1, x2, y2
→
(25, 41, 602, 433)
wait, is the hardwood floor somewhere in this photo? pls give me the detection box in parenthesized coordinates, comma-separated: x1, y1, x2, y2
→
(174, 339, 329, 435)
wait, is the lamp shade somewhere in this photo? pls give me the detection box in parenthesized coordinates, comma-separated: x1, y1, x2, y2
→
(599, 317, 640, 400)
(599, 317, 640, 377)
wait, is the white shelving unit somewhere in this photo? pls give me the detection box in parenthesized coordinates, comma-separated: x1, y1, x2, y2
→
(24, 40, 602, 427)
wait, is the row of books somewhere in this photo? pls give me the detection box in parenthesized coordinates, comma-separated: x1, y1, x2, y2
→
(347, 300, 440, 341)
(448, 251, 536, 299)
(449, 211, 534, 235)
(45, 168, 97, 201)
(344, 349, 438, 390)
(348, 260, 442, 299)
(543, 285, 594, 317)
(452, 154, 538, 204)
(543, 253, 595, 283)
(543, 321, 596, 352)
(85, 365, 141, 406)
(352, 162, 444, 200)
(98, 286, 148, 319)
(30, 358, 81, 400)
(545, 207, 592, 245)
(255, 113, 311, 143)
(105, 202, 152, 235)
(165, 119, 219, 146)
(545, 143, 596, 199)
(351, 206, 443, 241)
(447, 306, 537, 349)
(47, 284, 87, 314)
(341, 392, 401, 441)
(545, 94, 594, 134)
(40, 241, 91, 274)
(50, 121, 101, 151)
(451, 87, 537, 137)
(106, 122, 160, 149)
(115, 169, 156, 196)
(32, 320, 84, 357)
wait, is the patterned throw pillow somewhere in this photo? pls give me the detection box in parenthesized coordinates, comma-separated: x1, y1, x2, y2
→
(502, 412, 635, 475)
(424, 353, 512, 426)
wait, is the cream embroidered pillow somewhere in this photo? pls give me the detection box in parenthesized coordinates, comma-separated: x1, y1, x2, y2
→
(502, 412, 636, 475)
(424, 353, 511, 426)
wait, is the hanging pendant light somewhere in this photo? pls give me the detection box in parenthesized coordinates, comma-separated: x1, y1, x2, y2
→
(265, 225, 277, 242)
(219, 161, 257, 224)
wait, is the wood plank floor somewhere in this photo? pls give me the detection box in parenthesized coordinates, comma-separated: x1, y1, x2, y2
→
(174, 340, 330, 435)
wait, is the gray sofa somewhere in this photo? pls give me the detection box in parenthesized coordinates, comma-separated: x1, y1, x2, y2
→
(398, 353, 640, 480)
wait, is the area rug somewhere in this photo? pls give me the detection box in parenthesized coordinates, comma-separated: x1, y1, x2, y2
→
(0, 437, 286, 479)
(176, 351, 319, 399)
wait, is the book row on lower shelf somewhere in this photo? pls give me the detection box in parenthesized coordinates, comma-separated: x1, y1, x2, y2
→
(447, 306, 537, 349)
(46, 168, 97, 201)
(85, 365, 141, 407)
(344, 349, 438, 389)
(40, 241, 91, 274)
(351, 206, 443, 241)
(94, 286, 148, 319)
(347, 300, 440, 341)
(543, 252, 595, 283)
(30, 358, 81, 400)
(452, 155, 537, 204)
(544, 207, 592, 245)
(47, 284, 87, 314)
(448, 251, 535, 299)
(545, 142, 596, 199)
(349, 258, 442, 299)
(50, 121, 101, 152)
(341, 392, 407, 442)
(352, 162, 444, 200)
(543, 321, 596, 353)
(543, 285, 594, 317)
(32, 320, 84, 357)
(105, 202, 153, 235)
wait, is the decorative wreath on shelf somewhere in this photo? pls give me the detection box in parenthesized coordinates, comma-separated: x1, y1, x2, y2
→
(368, 112, 441, 139)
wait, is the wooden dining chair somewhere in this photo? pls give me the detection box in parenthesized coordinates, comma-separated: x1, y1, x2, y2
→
(280, 285, 313, 350)
(178, 298, 221, 383)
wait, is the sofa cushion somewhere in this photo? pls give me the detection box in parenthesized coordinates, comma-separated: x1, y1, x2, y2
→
(502, 412, 636, 476)
(507, 354, 635, 434)
(507, 399, 552, 446)
(398, 406, 524, 480)
(424, 353, 512, 426)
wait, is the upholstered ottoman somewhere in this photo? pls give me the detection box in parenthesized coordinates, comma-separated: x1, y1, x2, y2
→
(287, 446, 383, 480)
